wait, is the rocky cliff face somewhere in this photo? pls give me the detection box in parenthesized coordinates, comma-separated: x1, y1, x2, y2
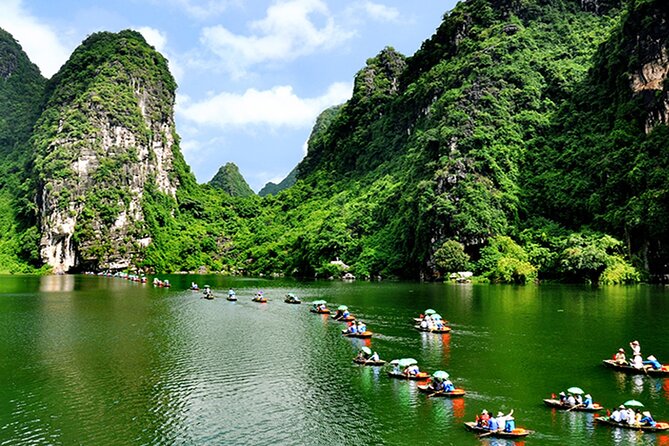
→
(34, 30, 179, 273)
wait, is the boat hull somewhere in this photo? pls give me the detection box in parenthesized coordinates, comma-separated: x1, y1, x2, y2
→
(414, 326, 451, 334)
(595, 417, 669, 432)
(464, 422, 532, 438)
(417, 385, 465, 397)
(543, 399, 603, 412)
(602, 359, 669, 376)
(387, 371, 430, 381)
(353, 358, 386, 366)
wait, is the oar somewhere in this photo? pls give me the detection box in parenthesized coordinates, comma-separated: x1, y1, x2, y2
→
(428, 390, 444, 398)
(479, 430, 495, 438)
(567, 404, 584, 412)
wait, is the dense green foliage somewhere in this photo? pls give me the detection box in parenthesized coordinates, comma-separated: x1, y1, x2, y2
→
(208, 162, 255, 197)
(0, 28, 46, 273)
(1, 0, 667, 283)
(258, 165, 298, 197)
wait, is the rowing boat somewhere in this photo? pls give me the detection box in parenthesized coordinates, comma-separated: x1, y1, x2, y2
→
(543, 398, 603, 412)
(333, 315, 356, 322)
(413, 325, 451, 334)
(310, 308, 330, 314)
(226, 296, 237, 301)
(595, 417, 669, 432)
(417, 385, 465, 397)
(342, 330, 372, 339)
(602, 359, 669, 376)
(464, 422, 533, 438)
(284, 298, 301, 304)
(353, 357, 386, 366)
(252, 297, 268, 303)
(387, 371, 430, 380)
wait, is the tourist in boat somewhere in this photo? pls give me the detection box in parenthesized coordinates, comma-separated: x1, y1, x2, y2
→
(356, 321, 367, 333)
(441, 378, 455, 392)
(419, 318, 428, 329)
(641, 411, 657, 427)
(341, 308, 351, 319)
(370, 351, 380, 362)
(346, 322, 357, 334)
(487, 415, 500, 431)
(356, 349, 370, 361)
(583, 394, 594, 409)
(611, 406, 623, 423)
(504, 414, 516, 433)
(574, 393, 583, 406)
(632, 354, 644, 369)
(228, 289, 235, 298)
(496, 410, 513, 431)
(625, 407, 636, 425)
(477, 410, 490, 428)
(558, 392, 567, 404)
(643, 355, 662, 370)
(566, 394, 576, 406)
(630, 340, 641, 356)
(403, 364, 420, 377)
(614, 348, 627, 365)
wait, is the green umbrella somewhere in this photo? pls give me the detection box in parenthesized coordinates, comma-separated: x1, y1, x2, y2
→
(312, 300, 327, 305)
(432, 314, 443, 320)
(398, 358, 418, 367)
(567, 387, 584, 395)
(361, 346, 372, 355)
(424, 309, 437, 315)
(623, 400, 644, 407)
(338, 305, 348, 311)
(390, 359, 400, 365)
(432, 370, 450, 380)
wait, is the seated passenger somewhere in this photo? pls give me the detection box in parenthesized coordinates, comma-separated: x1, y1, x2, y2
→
(442, 379, 455, 392)
(566, 394, 576, 406)
(632, 354, 644, 369)
(640, 411, 656, 427)
(370, 351, 380, 361)
(404, 364, 420, 376)
(643, 355, 662, 370)
(614, 348, 627, 365)
(504, 415, 516, 433)
(583, 394, 594, 409)
(487, 416, 500, 431)
(478, 410, 490, 427)
(610, 407, 623, 423)
(347, 322, 357, 334)
(357, 321, 367, 333)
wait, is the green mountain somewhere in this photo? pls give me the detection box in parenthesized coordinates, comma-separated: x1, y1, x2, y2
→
(258, 166, 297, 197)
(1, 0, 668, 282)
(0, 28, 46, 273)
(32, 30, 191, 273)
(208, 162, 255, 197)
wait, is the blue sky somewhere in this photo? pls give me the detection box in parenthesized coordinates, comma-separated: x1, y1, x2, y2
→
(1, 0, 458, 191)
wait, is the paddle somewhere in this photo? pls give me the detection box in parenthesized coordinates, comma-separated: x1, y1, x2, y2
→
(479, 431, 495, 438)
(567, 404, 584, 412)
(428, 390, 444, 398)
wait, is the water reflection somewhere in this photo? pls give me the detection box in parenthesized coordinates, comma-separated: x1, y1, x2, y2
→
(39, 274, 75, 292)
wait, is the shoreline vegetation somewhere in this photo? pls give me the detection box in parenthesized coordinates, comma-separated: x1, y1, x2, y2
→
(1, 1, 668, 284)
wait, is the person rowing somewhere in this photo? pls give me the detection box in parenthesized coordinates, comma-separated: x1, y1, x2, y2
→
(356, 320, 367, 333)
(346, 322, 357, 334)
(228, 289, 235, 298)
(370, 350, 380, 361)
(441, 378, 455, 392)
(356, 349, 370, 361)
(630, 340, 641, 356)
(476, 410, 490, 428)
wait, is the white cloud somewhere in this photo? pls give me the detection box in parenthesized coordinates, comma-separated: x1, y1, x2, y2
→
(200, 0, 354, 75)
(0, 0, 72, 77)
(177, 81, 351, 129)
(137, 26, 167, 53)
(360, 1, 400, 22)
(165, 0, 237, 20)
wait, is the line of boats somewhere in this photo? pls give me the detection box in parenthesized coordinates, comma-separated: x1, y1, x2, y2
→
(191, 284, 669, 439)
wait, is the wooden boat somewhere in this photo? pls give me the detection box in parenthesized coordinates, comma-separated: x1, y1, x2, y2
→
(284, 298, 301, 304)
(543, 398, 603, 412)
(226, 296, 237, 301)
(602, 359, 669, 376)
(353, 357, 386, 366)
(417, 385, 465, 397)
(414, 325, 451, 334)
(342, 330, 373, 339)
(387, 371, 430, 381)
(252, 297, 268, 303)
(310, 308, 331, 314)
(332, 313, 355, 322)
(595, 416, 669, 432)
(464, 422, 533, 438)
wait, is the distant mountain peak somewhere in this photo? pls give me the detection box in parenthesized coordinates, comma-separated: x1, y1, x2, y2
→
(208, 162, 255, 197)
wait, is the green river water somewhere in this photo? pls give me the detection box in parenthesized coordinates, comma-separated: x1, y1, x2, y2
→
(1, 275, 669, 445)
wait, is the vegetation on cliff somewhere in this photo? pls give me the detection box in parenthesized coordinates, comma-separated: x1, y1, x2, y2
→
(0, 0, 667, 283)
(208, 162, 255, 197)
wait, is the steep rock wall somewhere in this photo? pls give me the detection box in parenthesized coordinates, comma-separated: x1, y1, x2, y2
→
(35, 31, 179, 273)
